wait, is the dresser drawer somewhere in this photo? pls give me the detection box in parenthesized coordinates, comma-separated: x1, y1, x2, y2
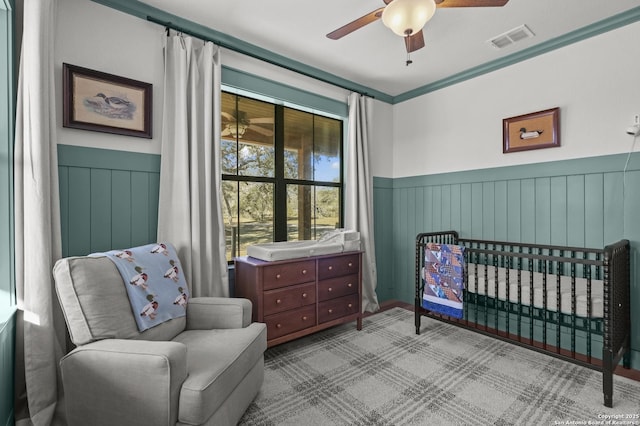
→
(317, 274, 358, 302)
(318, 293, 359, 324)
(265, 305, 316, 340)
(262, 260, 316, 290)
(317, 253, 359, 280)
(263, 282, 316, 316)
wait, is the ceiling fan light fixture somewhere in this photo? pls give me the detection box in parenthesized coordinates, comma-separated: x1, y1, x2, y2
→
(226, 123, 248, 138)
(382, 0, 436, 37)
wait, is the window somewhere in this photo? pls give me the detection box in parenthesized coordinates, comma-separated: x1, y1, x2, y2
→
(221, 91, 343, 261)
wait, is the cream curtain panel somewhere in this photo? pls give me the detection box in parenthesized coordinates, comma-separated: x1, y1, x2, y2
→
(157, 34, 229, 297)
(13, 0, 67, 424)
(345, 93, 380, 313)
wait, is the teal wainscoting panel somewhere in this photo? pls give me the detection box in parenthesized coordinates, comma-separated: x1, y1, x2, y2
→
(567, 175, 586, 247)
(372, 177, 394, 303)
(603, 172, 624, 244)
(471, 182, 483, 238)
(450, 184, 461, 232)
(550, 176, 568, 246)
(111, 170, 133, 249)
(534, 177, 551, 245)
(585, 173, 605, 249)
(422, 186, 432, 231)
(377, 152, 640, 368)
(482, 181, 495, 240)
(460, 183, 472, 238)
(58, 145, 161, 257)
(520, 178, 536, 244)
(441, 185, 451, 231)
(494, 181, 507, 241)
(506, 180, 521, 241)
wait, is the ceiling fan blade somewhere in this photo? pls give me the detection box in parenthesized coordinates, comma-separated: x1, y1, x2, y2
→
(221, 111, 236, 122)
(249, 117, 273, 125)
(326, 8, 384, 40)
(249, 125, 274, 137)
(405, 30, 425, 53)
(435, 0, 509, 7)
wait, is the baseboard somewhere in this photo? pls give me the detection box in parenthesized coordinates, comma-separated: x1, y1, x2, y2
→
(375, 299, 640, 383)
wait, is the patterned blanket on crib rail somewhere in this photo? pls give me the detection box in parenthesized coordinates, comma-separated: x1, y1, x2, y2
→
(422, 243, 465, 319)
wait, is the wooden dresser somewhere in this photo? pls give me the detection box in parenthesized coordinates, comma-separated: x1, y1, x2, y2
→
(234, 251, 363, 347)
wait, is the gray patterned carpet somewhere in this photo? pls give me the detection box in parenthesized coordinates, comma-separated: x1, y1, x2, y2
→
(239, 308, 640, 425)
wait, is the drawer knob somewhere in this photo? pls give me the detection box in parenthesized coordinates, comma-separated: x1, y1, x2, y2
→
(348, 303, 353, 308)
(302, 316, 308, 321)
(276, 299, 282, 304)
(328, 287, 332, 292)
(302, 293, 307, 298)
(348, 283, 352, 288)
(276, 324, 282, 329)
(302, 269, 307, 274)
(348, 262, 353, 267)
(328, 309, 333, 314)
(276, 274, 281, 279)
(328, 266, 333, 270)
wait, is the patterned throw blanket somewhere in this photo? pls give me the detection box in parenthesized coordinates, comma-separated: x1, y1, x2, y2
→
(422, 243, 465, 319)
(93, 242, 190, 332)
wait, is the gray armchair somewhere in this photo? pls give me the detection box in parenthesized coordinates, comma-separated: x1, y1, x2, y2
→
(53, 255, 266, 426)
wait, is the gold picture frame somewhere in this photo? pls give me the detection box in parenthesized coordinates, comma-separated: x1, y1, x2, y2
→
(63, 63, 152, 138)
(503, 107, 559, 153)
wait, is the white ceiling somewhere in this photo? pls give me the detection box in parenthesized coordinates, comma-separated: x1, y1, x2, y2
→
(136, 0, 640, 98)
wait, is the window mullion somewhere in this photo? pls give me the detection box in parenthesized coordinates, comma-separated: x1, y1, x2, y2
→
(273, 104, 287, 242)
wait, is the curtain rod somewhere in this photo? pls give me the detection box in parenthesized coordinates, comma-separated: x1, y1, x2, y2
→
(146, 16, 372, 98)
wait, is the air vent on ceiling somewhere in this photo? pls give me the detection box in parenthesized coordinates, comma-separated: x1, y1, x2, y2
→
(487, 24, 534, 49)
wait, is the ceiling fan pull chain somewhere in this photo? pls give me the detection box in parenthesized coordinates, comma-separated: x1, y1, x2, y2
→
(406, 51, 413, 67)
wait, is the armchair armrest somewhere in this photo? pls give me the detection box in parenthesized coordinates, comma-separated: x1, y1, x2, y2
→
(186, 297, 252, 330)
(60, 339, 187, 426)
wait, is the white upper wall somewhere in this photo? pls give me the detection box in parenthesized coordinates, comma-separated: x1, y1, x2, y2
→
(391, 21, 640, 178)
(55, 0, 165, 155)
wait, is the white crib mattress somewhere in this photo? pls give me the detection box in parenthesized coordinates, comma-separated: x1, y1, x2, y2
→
(423, 265, 604, 318)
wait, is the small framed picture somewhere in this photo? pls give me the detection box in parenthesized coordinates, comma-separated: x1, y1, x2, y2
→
(503, 107, 559, 153)
(63, 63, 152, 138)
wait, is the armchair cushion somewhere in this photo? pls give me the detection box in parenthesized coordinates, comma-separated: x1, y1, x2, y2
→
(60, 339, 188, 426)
(173, 323, 267, 425)
(186, 297, 253, 330)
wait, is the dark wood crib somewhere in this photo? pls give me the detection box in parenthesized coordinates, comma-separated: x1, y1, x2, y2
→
(415, 230, 631, 408)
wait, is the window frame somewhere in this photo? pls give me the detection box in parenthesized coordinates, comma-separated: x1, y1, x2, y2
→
(221, 90, 345, 260)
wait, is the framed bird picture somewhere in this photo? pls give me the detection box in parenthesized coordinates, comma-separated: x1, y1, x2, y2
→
(63, 63, 152, 138)
(502, 107, 559, 153)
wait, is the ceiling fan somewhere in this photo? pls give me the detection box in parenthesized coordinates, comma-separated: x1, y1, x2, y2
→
(327, 0, 509, 65)
(221, 111, 274, 139)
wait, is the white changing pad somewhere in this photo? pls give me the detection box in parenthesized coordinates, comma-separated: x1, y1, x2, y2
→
(247, 240, 345, 262)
